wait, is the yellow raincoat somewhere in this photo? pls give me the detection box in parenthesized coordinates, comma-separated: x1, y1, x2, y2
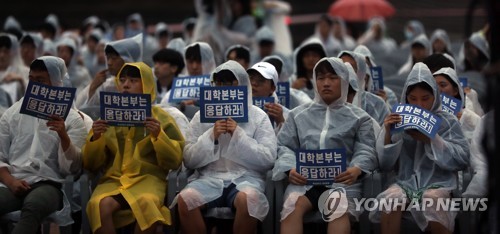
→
(82, 62, 184, 232)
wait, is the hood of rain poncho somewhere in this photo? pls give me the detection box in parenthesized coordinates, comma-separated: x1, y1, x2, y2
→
(35, 56, 69, 87)
(224, 44, 250, 61)
(430, 29, 451, 53)
(125, 13, 144, 38)
(338, 50, 367, 91)
(293, 38, 327, 77)
(354, 45, 376, 66)
(442, 53, 456, 70)
(45, 14, 61, 36)
(367, 17, 387, 35)
(345, 62, 359, 92)
(406, 20, 425, 40)
(105, 33, 143, 63)
(88, 29, 104, 42)
(83, 15, 99, 28)
(0, 33, 24, 77)
(262, 54, 292, 82)
(412, 34, 432, 55)
(400, 62, 441, 112)
(167, 38, 186, 56)
(210, 60, 253, 108)
(115, 61, 156, 102)
(468, 32, 490, 60)
(20, 33, 45, 59)
(42, 39, 56, 56)
(311, 57, 349, 107)
(155, 22, 171, 40)
(3, 16, 22, 31)
(56, 36, 80, 68)
(433, 67, 464, 108)
(255, 26, 275, 43)
(185, 42, 216, 75)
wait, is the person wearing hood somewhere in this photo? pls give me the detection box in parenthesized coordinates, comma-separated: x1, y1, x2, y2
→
(0, 87, 10, 117)
(398, 34, 432, 76)
(226, 44, 251, 69)
(75, 34, 143, 109)
(20, 33, 44, 67)
(430, 29, 452, 55)
(307, 14, 342, 57)
(433, 67, 480, 142)
(290, 38, 327, 99)
(262, 55, 313, 109)
(0, 56, 87, 234)
(0, 33, 30, 103)
(155, 22, 172, 50)
(248, 61, 289, 133)
(357, 17, 397, 59)
(81, 29, 104, 77)
(56, 36, 92, 96)
(331, 16, 357, 51)
(354, 45, 399, 109)
(369, 63, 469, 234)
(250, 26, 278, 65)
(400, 20, 426, 49)
(175, 60, 276, 234)
(273, 57, 377, 234)
(160, 42, 215, 109)
(3, 16, 23, 40)
(82, 62, 184, 234)
(339, 50, 389, 126)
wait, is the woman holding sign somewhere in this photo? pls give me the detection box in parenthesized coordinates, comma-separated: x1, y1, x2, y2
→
(82, 62, 185, 234)
(273, 57, 377, 234)
(370, 63, 469, 234)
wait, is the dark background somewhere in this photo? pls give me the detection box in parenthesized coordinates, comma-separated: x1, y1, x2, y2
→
(1, 0, 488, 47)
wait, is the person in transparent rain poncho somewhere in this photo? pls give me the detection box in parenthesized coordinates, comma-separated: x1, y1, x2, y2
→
(338, 51, 389, 126)
(354, 45, 398, 109)
(400, 20, 426, 50)
(430, 29, 452, 55)
(0, 56, 87, 234)
(0, 33, 29, 103)
(357, 17, 397, 59)
(369, 63, 469, 234)
(226, 44, 251, 70)
(398, 34, 432, 76)
(306, 14, 342, 57)
(331, 17, 357, 51)
(56, 36, 92, 96)
(75, 34, 143, 109)
(20, 33, 44, 67)
(290, 38, 327, 100)
(80, 29, 104, 78)
(273, 57, 377, 234)
(174, 60, 276, 234)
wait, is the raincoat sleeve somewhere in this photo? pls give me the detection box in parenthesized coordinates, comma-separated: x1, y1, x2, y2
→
(350, 115, 378, 173)
(424, 114, 470, 171)
(57, 112, 88, 175)
(82, 129, 109, 172)
(224, 110, 277, 174)
(183, 112, 221, 169)
(0, 111, 12, 170)
(463, 114, 488, 197)
(376, 128, 404, 171)
(272, 111, 299, 181)
(151, 108, 185, 170)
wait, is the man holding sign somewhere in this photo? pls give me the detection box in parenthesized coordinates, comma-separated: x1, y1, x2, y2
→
(176, 61, 276, 234)
(0, 56, 87, 234)
(82, 62, 185, 234)
(273, 57, 377, 233)
(372, 63, 469, 234)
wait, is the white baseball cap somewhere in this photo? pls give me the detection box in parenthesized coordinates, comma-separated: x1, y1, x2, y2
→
(247, 61, 279, 86)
